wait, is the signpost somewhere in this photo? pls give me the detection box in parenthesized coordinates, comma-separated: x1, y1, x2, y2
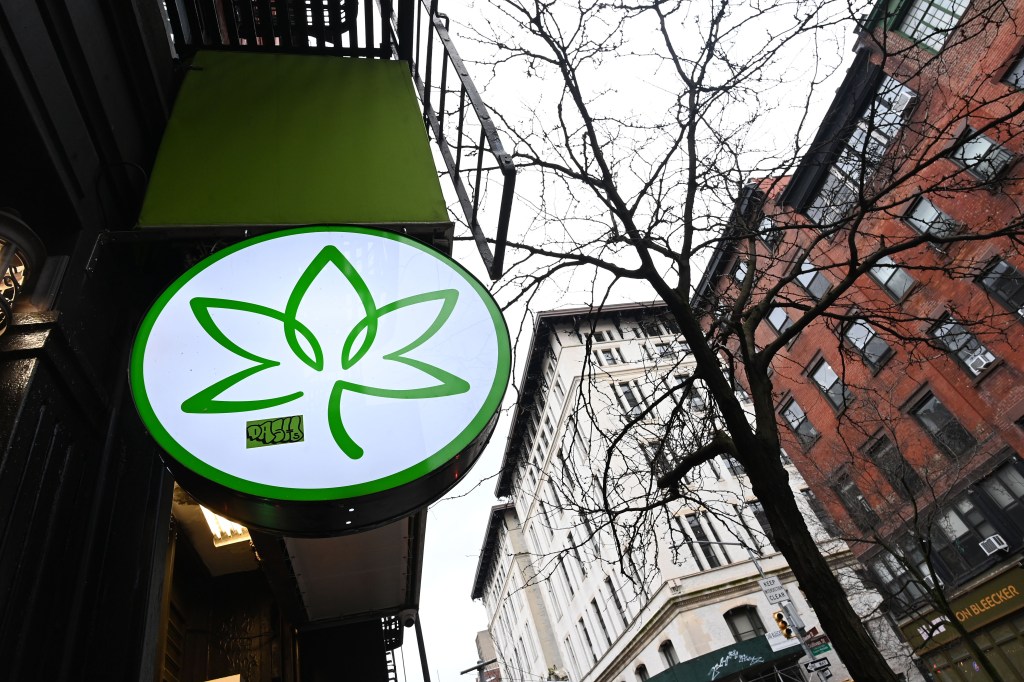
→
(131, 226, 511, 535)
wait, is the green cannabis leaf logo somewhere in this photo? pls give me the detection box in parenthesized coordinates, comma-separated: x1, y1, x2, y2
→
(181, 245, 470, 460)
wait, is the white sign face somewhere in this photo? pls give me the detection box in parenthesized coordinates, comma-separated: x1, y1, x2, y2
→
(759, 577, 789, 604)
(131, 227, 510, 501)
(764, 631, 801, 653)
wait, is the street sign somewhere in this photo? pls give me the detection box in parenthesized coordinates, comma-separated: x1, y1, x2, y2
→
(821, 669, 833, 679)
(810, 643, 832, 656)
(804, 658, 831, 673)
(758, 577, 782, 591)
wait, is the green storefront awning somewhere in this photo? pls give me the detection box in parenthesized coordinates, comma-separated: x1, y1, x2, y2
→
(139, 51, 449, 228)
(649, 635, 802, 682)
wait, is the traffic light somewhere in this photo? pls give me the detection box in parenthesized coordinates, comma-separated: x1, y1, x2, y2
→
(773, 610, 794, 638)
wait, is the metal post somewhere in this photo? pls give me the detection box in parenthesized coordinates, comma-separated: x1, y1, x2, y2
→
(415, 617, 432, 682)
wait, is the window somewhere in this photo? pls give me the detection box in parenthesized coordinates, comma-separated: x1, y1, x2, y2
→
(601, 348, 621, 365)
(760, 215, 782, 249)
(685, 514, 721, 568)
(950, 130, 1014, 181)
(868, 553, 928, 612)
(904, 197, 957, 238)
(980, 258, 1024, 317)
(910, 393, 977, 457)
(867, 434, 924, 497)
(870, 255, 915, 299)
(898, 0, 969, 51)
(617, 382, 643, 416)
(807, 76, 915, 224)
(565, 637, 583, 680)
(578, 618, 598, 663)
(931, 315, 996, 375)
(724, 606, 767, 642)
(747, 500, 775, 547)
(843, 318, 892, 369)
(723, 455, 745, 477)
(802, 489, 840, 537)
(604, 577, 629, 627)
(591, 599, 612, 646)
(684, 381, 708, 412)
(635, 665, 650, 682)
(810, 359, 852, 409)
(979, 460, 1024, 533)
(934, 494, 998, 578)
(834, 473, 879, 531)
(796, 258, 830, 299)
(1005, 53, 1024, 89)
(766, 307, 794, 334)
(641, 441, 674, 478)
(734, 260, 749, 283)
(781, 398, 818, 446)
(659, 641, 679, 667)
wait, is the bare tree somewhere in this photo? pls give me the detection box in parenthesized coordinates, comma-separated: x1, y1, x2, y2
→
(460, 0, 1024, 678)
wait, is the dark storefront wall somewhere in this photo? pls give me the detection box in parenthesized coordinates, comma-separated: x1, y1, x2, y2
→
(901, 567, 1024, 680)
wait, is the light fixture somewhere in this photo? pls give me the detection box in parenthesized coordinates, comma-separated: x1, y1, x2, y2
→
(0, 210, 46, 335)
(199, 505, 251, 547)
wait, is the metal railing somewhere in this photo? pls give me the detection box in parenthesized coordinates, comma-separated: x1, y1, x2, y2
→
(159, 0, 516, 278)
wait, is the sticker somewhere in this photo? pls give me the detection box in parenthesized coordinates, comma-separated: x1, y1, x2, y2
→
(246, 415, 304, 448)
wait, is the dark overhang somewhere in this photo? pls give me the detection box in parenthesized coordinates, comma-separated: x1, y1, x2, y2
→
(690, 182, 765, 310)
(470, 503, 516, 600)
(777, 48, 882, 213)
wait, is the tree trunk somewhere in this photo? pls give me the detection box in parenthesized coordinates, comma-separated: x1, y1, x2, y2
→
(743, 442, 901, 682)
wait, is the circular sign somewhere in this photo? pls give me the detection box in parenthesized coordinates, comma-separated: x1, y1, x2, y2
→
(131, 226, 510, 535)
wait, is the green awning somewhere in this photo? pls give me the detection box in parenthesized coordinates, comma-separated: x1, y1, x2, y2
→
(139, 51, 448, 228)
(649, 635, 801, 682)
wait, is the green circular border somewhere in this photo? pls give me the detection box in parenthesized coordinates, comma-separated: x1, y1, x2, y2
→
(129, 226, 511, 502)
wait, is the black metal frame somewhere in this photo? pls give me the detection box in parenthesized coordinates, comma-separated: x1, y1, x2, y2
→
(158, 0, 516, 279)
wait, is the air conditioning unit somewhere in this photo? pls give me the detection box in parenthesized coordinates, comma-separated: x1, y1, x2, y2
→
(892, 91, 918, 119)
(967, 352, 995, 374)
(922, 573, 944, 589)
(980, 533, 1009, 556)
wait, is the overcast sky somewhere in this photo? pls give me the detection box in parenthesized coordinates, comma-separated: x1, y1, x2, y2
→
(397, 1, 862, 678)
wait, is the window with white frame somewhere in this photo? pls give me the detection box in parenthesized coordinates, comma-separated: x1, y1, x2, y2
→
(616, 381, 644, 416)
(807, 76, 916, 224)
(746, 500, 775, 547)
(931, 315, 996, 375)
(760, 215, 782, 249)
(781, 398, 818, 446)
(591, 599, 612, 646)
(843, 318, 892, 369)
(950, 129, 1014, 181)
(898, 0, 969, 51)
(904, 197, 958, 238)
(796, 257, 831, 299)
(870, 255, 916, 299)
(980, 258, 1024, 317)
(766, 307, 794, 334)
(810, 358, 852, 408)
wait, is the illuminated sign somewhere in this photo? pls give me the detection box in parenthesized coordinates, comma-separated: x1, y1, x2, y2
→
(131, 227, 510, 534)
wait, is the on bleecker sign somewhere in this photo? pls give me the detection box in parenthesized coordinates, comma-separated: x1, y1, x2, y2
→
(131, 227, 511, 535)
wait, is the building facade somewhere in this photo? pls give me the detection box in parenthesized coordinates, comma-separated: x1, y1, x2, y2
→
(696, 0, 1024, 678)
(471, 304, 921, 682)
(0, 1, 512, 680)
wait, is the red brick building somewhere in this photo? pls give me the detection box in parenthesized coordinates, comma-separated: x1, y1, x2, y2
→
(697, 0, 1024, 677)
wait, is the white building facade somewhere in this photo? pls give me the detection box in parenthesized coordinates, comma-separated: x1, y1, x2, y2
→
(471, 302, 922, 682)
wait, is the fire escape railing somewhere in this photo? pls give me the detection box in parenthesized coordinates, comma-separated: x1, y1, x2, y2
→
(158, 0, 516, 279)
